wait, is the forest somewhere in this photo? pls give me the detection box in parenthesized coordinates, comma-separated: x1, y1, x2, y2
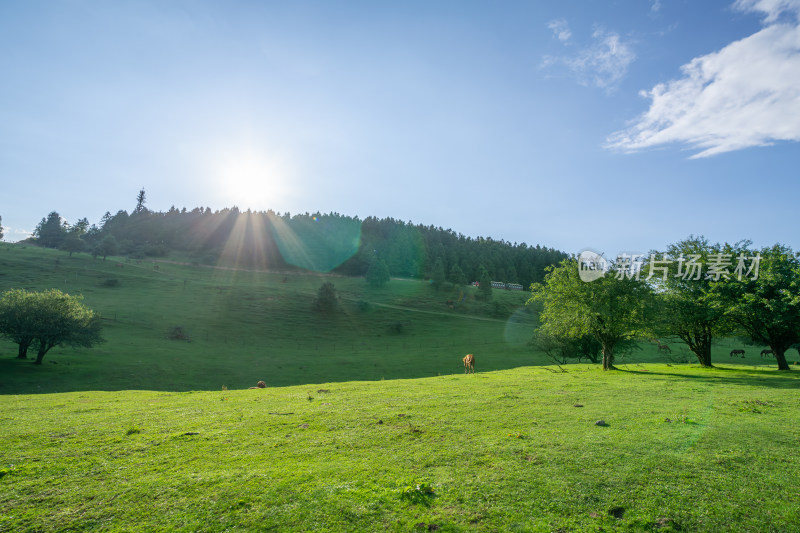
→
(27, 191, 567, 288)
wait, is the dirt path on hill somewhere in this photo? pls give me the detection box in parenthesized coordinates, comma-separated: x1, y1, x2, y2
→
(359, 301, 507, 323)
(152, 259, 508, 323)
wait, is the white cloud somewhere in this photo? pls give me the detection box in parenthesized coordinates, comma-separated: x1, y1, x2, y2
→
(568, 28, 636, 90)
(1, 227, 32, 242)
(542, 26, 636, 91)
(547, 18, 572, 42)
(733, 0, 800, 22)
(651, 0, 662, 14)
(607, 2, 800, 158)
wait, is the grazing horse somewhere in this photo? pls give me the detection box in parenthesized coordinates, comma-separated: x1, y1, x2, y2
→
(463, 353, 475, 374)
(651, 338, 671, 354)
(730, 349, 745, 358)
(248, 380, 267, 389)
(761, 349, 774, 358)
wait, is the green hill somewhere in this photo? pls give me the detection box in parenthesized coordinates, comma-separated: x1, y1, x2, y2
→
(0, 243, 544, 394)
(0, 243, 787, 395)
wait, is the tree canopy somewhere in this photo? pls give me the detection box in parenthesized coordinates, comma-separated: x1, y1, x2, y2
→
(312, 282, 340, 315)
(530, 259, 653, 370)
(712, 244, 800, 371)
(649, 236, 732, 367)
(478, 267, 493, 301)
(34, 211, 66, 248)
(366, 256, 391, 287)
(0, 289, 104, 364)
(27, 200, 567, 288)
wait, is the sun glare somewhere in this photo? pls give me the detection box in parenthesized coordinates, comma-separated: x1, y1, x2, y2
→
(215, 147, 289, 210)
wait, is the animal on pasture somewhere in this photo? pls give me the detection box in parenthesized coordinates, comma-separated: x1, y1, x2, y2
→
(651, 338, 671, 354)
(730, 349, 745, 358)
(463, 353, 475, 374)
(761, 349, 774, 358)
(248, 380, 267, 389)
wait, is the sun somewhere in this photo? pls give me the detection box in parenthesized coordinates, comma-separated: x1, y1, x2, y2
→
(215, 147, 289, 209)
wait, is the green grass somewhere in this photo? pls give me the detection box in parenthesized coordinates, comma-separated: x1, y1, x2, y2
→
(0, 243, 540, 393)
(2, 243, 799, 531)
(1, 243, 789, 395)
(2, 364, 799, 531)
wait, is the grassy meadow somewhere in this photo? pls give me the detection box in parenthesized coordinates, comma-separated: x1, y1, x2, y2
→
(2, 365, 799, 532)
(1, 243, 799, 531)
(0, 243, 540, 393)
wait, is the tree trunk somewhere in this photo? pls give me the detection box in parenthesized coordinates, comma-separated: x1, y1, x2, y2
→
(773, 348, 791, 371)
(696, 341, 713, 368)
(34, 341, 52, 365)
(681, 328, 714, 368)
(17, 342, 29, 359)
(602, 345, 616, 370)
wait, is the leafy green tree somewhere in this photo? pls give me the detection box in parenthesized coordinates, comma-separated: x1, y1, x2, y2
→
(0, 289, 104, 364)
(431, 258, 446, 291)
(30, 290, 103, 364)
(650, 236, 732, 367)
(93, 235, 118, 260)
(0, 214, 4, 241)
(366, 257, 391, 287)
(529, 259, 653, 370)
(449, 264, 467, 287)
(0, 289, 37, 358)
(61, 233, 86, 257)
(34, 211, 66, 248)
(712, 244, 800, 371)
(312, 282, 340, 314)
(71, 217, 90, 236)
(478, 266, 492, 301)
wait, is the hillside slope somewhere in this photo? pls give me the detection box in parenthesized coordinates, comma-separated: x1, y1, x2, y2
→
(0, 244, 542, 393)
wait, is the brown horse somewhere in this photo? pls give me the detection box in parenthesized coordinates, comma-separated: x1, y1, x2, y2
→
(760, 349, 774, 358)
(730, 349, 745, 358)
(463, 353, 475, 374)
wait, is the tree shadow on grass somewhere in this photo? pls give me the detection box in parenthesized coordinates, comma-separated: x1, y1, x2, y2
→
(2, 352, 798, 395)
(616, 365, 800, 390)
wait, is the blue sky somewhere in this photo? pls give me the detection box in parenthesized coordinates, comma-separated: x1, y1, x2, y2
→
(1, 0, 799, 258)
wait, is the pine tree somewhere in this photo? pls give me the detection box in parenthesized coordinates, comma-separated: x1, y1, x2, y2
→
(34, 212, 66, 248)
(133, 189, 147, 214)
(366, 257, 391, 287)
(478, 266, 493, 301)
(431, 258, 446, 291)
(312, 282, 340, 314)
(449, 264, 467, 287)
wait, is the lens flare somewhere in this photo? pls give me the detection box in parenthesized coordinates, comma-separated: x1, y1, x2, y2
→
(270, 214, 362, 272)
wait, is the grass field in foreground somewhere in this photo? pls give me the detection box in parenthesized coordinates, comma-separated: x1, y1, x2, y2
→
(2, 364, 799, 532)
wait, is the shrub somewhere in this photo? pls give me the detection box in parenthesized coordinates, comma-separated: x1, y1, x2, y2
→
(168, 326, 190, 341)
(312, 282, 339, 314)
